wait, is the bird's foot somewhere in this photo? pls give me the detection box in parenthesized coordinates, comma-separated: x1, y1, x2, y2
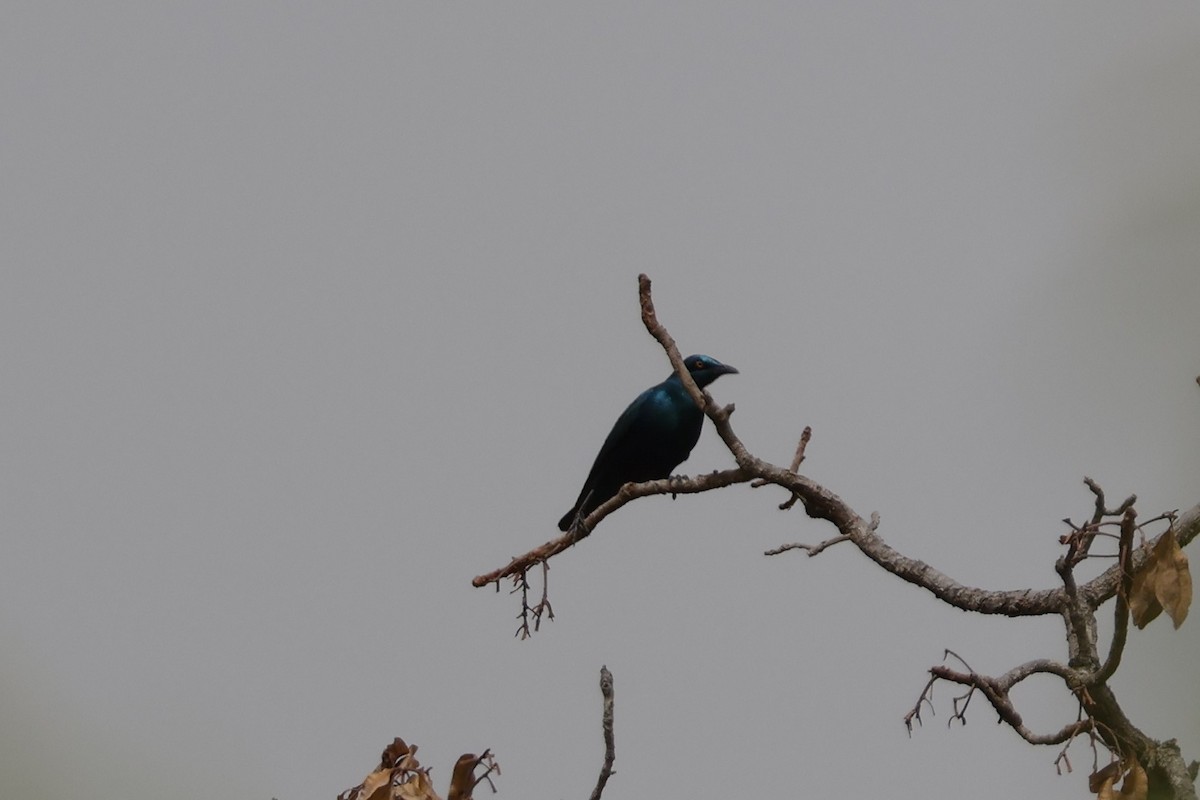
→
(667, 474, 687, 499)
(567, 513, 591, 538)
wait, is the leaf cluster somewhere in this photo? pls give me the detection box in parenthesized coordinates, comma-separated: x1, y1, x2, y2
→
(338, 738, 497, 800)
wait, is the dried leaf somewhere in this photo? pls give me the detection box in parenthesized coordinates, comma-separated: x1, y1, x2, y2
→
(357, 768, 395, 800)
(1130, 530, 1193, 630)
(1152, 532, 1191, 629)
(1130, 545, 1164, 629)
(1090, 761, 1122, 794)
(381, 738, 411, 768)
(447, 754, 480, 800)
(1096, 774, 1116, 800)
(1119, 761, 1148, 800)
(394, 770, 441, 800)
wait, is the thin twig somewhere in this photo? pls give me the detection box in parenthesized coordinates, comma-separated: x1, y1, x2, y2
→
(755, 427, 813, 507)
(511, 561, 554, 639)
(789, 427, 812, 472)
(764, 534, 850, 557)
(904, 675, 938, 735)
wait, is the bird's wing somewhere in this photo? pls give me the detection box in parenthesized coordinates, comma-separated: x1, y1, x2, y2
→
(578, 387, 656, 489)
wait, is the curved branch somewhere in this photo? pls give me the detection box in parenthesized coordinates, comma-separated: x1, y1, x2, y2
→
(994, 658, 1081, 689)
(928, 663, 1090, 746)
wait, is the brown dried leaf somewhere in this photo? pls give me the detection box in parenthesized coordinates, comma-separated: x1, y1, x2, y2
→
(1129, 545, 1164, 629)
(356, 768, 395, 800)
(1119, 761, 1148, 799)
(1152, 532, 1191, 629)
(394, 770, 441, 800)
(447, 754, 481, 800)
(1090, 761, 1122, 794)
(1096, 774, 1116, 800)
(381, 737, 412, 768)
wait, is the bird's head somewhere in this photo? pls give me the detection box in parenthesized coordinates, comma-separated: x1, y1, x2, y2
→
(680, 354, 739, 388)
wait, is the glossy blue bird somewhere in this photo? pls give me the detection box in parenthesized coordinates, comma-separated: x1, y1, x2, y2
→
(558, 354, 738, 531)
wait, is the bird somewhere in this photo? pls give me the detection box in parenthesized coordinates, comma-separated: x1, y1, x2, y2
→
(558, 354, 738, 531)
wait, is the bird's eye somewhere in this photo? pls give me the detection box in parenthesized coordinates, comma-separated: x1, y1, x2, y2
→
(693, 359, 704, 369)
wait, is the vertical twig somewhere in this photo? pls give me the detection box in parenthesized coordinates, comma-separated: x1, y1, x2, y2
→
(590, 666, 616, 800)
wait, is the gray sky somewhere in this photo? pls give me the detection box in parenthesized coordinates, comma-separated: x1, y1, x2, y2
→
(3, 4, 1199, 799)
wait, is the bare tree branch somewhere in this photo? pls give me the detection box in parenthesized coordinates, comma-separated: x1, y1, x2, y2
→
(472, 468, 752, 588)
(921, 659, 1091, 746)
(475, 272, 1200, 631)
(469, 273, 1200, 798)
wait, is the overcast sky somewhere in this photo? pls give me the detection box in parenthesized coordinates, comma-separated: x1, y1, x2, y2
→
(3, 4, 1199, 799)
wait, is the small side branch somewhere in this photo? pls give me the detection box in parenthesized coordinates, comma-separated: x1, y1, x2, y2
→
(764, 534, 850, 557)
(589, 666, 616, 800)
(766, 511, 875, 557)
(788, 427, 812, 473)
(906, 651, 1088, 746)
(1061, 477, 1136, 565)
(754, 426, 812, 510)
(513, 561, 554, 640)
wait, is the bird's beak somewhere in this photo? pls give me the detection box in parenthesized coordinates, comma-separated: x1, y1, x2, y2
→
(717, 363, 739, 376)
